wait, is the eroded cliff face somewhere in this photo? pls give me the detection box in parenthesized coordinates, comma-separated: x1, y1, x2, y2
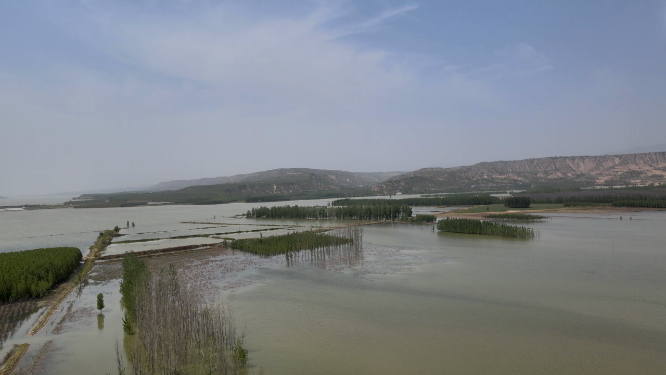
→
(374, 153, 666, 193)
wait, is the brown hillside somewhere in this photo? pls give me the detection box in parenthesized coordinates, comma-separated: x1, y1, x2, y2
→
(373, 152, 666, 193)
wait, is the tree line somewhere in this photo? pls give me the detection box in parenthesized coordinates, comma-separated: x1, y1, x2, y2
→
(611, 200, 666, 208)
(0, 247, 82, 302)
(484, 213, 549, 221)
(246, 204, 413, 221)
(332, 195, 501, 207)
(504, 197, 532, 208)
(437, 218, 536, 239)
(525, 194, 666, 205)
(406, 214, 437, 223)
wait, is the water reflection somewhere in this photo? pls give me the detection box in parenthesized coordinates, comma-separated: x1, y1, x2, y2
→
(286, 243, 363, 269)
(97, 313, 104, 331)
(0, 302, 41, 350)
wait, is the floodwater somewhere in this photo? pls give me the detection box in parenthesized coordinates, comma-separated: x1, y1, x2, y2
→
(1, 202, 666, 374)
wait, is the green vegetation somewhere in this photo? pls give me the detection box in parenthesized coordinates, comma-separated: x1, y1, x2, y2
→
(518, 189, 666, 206)
(0, 343, 30, 375)
(611, 200, 666, 208)
(29, 229, 120, 336)
(97, 293, 104, 312)
(119, 253, 247, 374)
(484, 213, 549, 221)
(65, 180, 374, 208)
(563, 202, 609, 207)
(119, 252, 150, 321)
(232, 339, 249, 367)
(332, 195, 501, 207)
(504, 197, 531, 208)
(246, 205, 412, 221)
(519, 192, 666, 208)
(229, 227, 361, 256)
(405, 214, 437, 223)
(460, 204, 563, 213)
(0, 247, 82, 302)
(437, 218, 536, 239)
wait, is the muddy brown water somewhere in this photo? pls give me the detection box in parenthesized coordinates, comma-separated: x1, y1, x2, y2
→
(1, 201, 665, 374)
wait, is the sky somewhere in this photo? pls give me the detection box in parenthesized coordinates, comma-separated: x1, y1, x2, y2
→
(1, 0, 666, 195)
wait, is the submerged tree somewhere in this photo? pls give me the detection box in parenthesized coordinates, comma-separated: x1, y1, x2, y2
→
(97, 293, 105, 312)
(119, 252, 247, 374)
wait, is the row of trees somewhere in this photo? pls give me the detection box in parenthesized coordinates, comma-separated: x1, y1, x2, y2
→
(611, 200, 666, 208)
(437, 218, 536, 239)
(528, 194, 666, 204)
(484, 213, 548, 221)
(229, 227, 363, 257)
(483, 213, 549, 221)
(0, 247, 82, 302)
(332, 195, 501, 207)
(406, 214, 437, 223)
(246, 205, 413, 221)
(555, 198, 666, 208)
(504, 197, 532, 208)
(119, 252, 248, 374)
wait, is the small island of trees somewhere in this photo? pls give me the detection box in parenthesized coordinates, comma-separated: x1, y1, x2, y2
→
(229, 227, 362, 256)
(437, 218, 536, 239)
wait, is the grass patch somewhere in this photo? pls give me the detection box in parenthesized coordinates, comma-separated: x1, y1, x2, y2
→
(0, 343, 29, 375)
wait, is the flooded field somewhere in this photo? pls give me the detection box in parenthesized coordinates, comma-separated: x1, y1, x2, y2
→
(1, 201, 665, 374)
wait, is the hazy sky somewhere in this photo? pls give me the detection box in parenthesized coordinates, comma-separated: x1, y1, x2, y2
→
(2, 1, 666, 195)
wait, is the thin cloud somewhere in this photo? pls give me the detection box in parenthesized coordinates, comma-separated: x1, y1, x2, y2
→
(335, 3, 419, 37)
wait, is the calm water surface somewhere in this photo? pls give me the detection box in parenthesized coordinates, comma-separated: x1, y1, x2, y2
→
(1, 203, 665, 374)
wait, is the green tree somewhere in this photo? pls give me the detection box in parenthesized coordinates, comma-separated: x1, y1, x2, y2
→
(97, 293, 105, 311)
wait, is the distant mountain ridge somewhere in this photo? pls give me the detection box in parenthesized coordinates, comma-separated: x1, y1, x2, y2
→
(72, 168, 405, 207)
(373, 152, 666, 194)
(148, 168, 403, 191)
